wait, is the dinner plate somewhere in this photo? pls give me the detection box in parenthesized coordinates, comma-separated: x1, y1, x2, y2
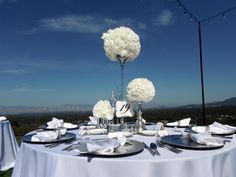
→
(139, 130, 156, 136)
(23, 132, 76, 144)
(42, 124, 79, 130)
(78, 139, 144, 157)
(191, 126, 235, 136)
(161, 135, 224, 150)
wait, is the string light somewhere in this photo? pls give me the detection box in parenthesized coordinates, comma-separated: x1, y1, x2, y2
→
(176, 0, 236, 24)
(222, 12, 226, 19)
(175, 0, 236, 125)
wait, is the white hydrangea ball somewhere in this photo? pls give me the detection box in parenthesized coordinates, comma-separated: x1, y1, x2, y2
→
(101, 26, 141, 63)
(92, 100, 114, 120)
(127, 78, 155, 103)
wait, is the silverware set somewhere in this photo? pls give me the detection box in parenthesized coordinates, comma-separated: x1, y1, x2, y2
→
(45, 138, 78, 148)
(155, 138, 183, 154)
(143, 142, 159, 156)
(143, 138, 183, 156)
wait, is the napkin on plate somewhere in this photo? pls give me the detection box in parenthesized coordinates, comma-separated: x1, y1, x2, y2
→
(190, 132, 224, 146)
(155, 130, 169, 137)
(209, 122, 234, 134)
(108, 132, 127, 146)
(0, 116, 7, 121)
(79, 128, 108, 136)
(166, 118, 191, 126)
(108, 131, 132, 138)
(76, 138, 120, 154)
(31, 131, 60, 142)
(47, 117, 77, 129)
(63, 122, 77, 129)
(47, 117, 64, 128)
(225, 124, 236, 131)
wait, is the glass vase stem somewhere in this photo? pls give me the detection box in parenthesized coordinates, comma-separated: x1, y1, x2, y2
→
(119, 61, 125, 100)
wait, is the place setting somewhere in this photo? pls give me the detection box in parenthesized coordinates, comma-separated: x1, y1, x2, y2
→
(157, 121, 236, 150)
(22, 129, 77, 145)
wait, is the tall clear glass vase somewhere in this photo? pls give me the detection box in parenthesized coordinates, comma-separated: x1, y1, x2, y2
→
(117, 57, 127, 128)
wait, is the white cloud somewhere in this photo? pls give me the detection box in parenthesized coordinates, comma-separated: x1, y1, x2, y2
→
(34, 15, 146, 33)
(0, 56, 118, 75)
(153, 10, 174, 26)
(0, 68, 31, 74)
(12, 85, 50, 93)
(41, 15, 104, 33)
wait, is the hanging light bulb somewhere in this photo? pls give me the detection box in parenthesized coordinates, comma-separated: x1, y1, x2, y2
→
(223, 12, 226, 19)
(208, 18, 211, 23)
(190, 15, 193, 21)
(178, 3, 182, 9)
(184, 9, 187, 16)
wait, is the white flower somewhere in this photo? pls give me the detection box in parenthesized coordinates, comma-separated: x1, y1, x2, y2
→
(92, 100, 114, 120)
(127, 78, 155, 103)
(101, 26, 141, 63)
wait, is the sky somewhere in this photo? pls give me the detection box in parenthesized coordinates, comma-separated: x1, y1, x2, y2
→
(0, 0, 236, 107)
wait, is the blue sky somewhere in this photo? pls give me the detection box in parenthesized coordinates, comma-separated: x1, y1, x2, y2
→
(0, 0, 236, 107)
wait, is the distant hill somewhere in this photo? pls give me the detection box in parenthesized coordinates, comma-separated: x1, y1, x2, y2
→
(1, 97, 236, 114)
(181, 97, 236, 109)
(221, 97, 236, 106)
(0, 104, 93, 115)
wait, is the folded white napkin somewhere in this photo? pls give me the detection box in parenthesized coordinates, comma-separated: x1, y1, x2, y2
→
(47, 117, 64, 128)
(31, 131, 59, 142)
(0, 116, 7, 121)
(78, 138, 120, 154)
(108, 132, 127, 146)
(47, 117, 77, 129)
(79, 125, 97, 130)
(192, 126, 209, 133)
(63, 122, 77, 129)
(190, 133, 224, 146)
(209, 122, 234, 134)
(79, 128, 108, 136)
(156, 122, 164, 130)
(156, 130, 169, 137)
(88, 116, 98, 125)
(166, 118, 191, 126)
(225, 124, 236, 131)
(108, 131, 132, 138)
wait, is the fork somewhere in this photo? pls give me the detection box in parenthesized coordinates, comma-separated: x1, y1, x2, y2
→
(62, 141, 81, 151)
(155, 138, 182, 154)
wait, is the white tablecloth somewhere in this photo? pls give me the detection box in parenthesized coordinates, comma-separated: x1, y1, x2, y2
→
(12, 129, 236, 177)
(0, 120, 19, 171)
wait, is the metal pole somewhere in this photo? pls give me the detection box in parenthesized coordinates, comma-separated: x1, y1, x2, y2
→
(197, 21, 206, 125)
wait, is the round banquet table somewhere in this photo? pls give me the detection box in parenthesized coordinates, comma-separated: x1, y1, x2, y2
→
(12, 129, 236, 177)
(0, 120, 19, 171)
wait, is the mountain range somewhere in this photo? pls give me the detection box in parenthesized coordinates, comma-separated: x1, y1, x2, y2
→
(181, 97, 236, 108)
(1, 97, 236, 115)
(0, 104, 93, 115)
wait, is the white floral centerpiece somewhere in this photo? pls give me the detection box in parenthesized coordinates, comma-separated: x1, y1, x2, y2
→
(101, 26, 141, 62)
(127, 78, 156, 132)
(101, 26, 141, 100)
(127, 78, 155, 103)
(93, 100, 114, 128)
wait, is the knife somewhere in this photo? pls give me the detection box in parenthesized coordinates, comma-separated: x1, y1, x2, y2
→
(143, 142, 156, 156)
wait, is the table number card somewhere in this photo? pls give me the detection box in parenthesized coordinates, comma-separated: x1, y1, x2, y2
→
(115, 100, 134, 118)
